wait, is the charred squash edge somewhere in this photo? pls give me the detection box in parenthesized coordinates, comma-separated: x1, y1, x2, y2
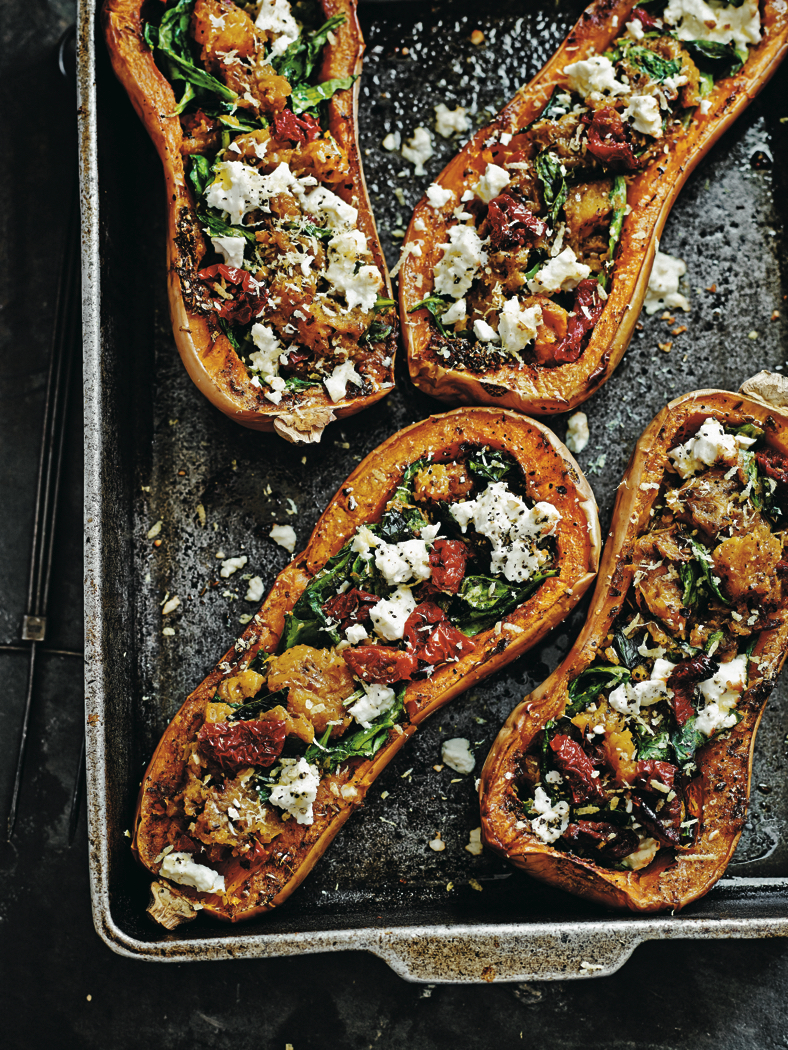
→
(480, 387, 788, 913)
(102, 0, 396, 441)
(399, 0, 788, 415)
(132, 407, 601, 922)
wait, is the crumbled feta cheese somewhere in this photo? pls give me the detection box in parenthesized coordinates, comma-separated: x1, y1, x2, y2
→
(160, 852, 225, 893)
(475, 162, 510, 204)
(668, 417, 738, 478)
(402, 126, 434, 175)
(529, 786, 570, 844)
(624, 94, 663, 137)
(699, 99, 712, 115)
(473, 318, 499, 343)
(351, 525, 378, 559)
(565, 411, 589, 454)
(442, 298, 466, 325)
(426, 182, 454, 209)
(210, 234, 246, 269)
(465, 827, 484, 856)
(324, 359, 363, 403)
(441, 737, 475, 774)
(325, 230, 383, 312)
(626, 17, 645, 40)
(644, 250, 690, 315)
(434, 102, 470, 138)
(563, 55, 628, 98)
(220, 555, 248, 578)
(269, 757, 321, 824)
(301, 187, 356, 237)
(651, 657, 677, 683)
(245, 576, 265, 602)
(345, 623, 369, 646)
(609, 677, 670, 715)
(375, 537, 432, 585)
(498, 298, 542, 354)
(349, 683, 396, 727)
(663, 0, 761, 48)
(382, 130, 401, 151)
(527, 247, 591, 295)
(450, 481, 561, 583)
(695, 654, 747, 736)
(369, 585, 417, 641)
(269, 524, 297, 553)
(544, 769, 564, 785)
(255, 0, 300, 55)
(621, 836, 659, 870)
(434, 224, 488, 298)
(249, 323, 283, 378)
(206, 160, 310, 226)
(264, 375, 286, 404)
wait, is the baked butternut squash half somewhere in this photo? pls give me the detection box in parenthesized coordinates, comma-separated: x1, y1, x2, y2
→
(480, 378, 788, 912)
(133, 408, 600, 926)
(103, 0, 396, 444)
(399, 0, 788, 415)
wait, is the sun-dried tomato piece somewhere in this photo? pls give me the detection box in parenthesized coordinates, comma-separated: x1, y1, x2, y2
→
(630, 6, 662, 30)
(549, 279, 606, 365)
(486, 193, 548, 251)
(196, 263, 267, 326)
(342, 645, 417, 684)
(582, 106, 641, 171)
(562, 820, 640, 861)
(666, 653, 719, 726)
(273, 109, 322, 145)
(756, 448, 788, 489)
(197, 719, 287, 775)
(421, 620, 475, 664)
(549, 734, 607, 804)
(322, 588, 380, 632)
(239, 838, 268, 870)
(633, 759, 679, 795)
(631, 792, 682, 847)
(428, 539, 470, 594)
(404, 602, 475, 665)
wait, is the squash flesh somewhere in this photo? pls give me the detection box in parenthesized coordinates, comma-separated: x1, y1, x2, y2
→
(400, 0, 788, 414)
(480, 388, 788, 912)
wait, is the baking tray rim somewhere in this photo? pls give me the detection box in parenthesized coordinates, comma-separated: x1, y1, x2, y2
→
(77, 0, 788, 978)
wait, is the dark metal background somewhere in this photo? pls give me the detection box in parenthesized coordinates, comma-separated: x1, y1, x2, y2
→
(6, 0, 788, 1039)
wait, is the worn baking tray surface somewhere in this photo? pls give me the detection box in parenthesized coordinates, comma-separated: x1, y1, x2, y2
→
(80, 0, 788, 976)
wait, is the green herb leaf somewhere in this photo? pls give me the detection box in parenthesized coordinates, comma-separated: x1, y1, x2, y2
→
(682, 39, 746, 78)
(188, 154, 213, 198)
(362, 320, 394, 345)
(535, 151, 568, 224)
(200, 209, 258, 244)
(455, 570, 559, 636)
(229, 689, 289, 721)
(409, 295, 452, 338)
(671, 717, 704, 770)
(305, 684, 407, 771)
(688, 536, 728, 605)
(624, 44, 681, 82)
(614, 630, 640, 671)
(150, 0, 238, 103)
(565, 664, 631, 717)
(272, 14, 346, 84)
(468, 448, 512, 484)
(637, 729, 672, 762)
(606, 176, 627, 271)
(291, 75, 356, 114)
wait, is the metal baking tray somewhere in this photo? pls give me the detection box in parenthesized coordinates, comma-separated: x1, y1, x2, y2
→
(79, 0, 788, 978)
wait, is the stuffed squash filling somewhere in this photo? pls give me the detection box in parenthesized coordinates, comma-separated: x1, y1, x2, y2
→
(154, 446, 563, 894)
(143, 0, 394, 406)
(409, 0, 762, 372)
(516, 416, 786, 871)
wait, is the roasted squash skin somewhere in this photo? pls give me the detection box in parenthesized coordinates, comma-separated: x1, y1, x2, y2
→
(400, 0, 788, 415)
(102, 0, 395, 443)
(480, 387, 788, 913)
(132, 408, 601, 922)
